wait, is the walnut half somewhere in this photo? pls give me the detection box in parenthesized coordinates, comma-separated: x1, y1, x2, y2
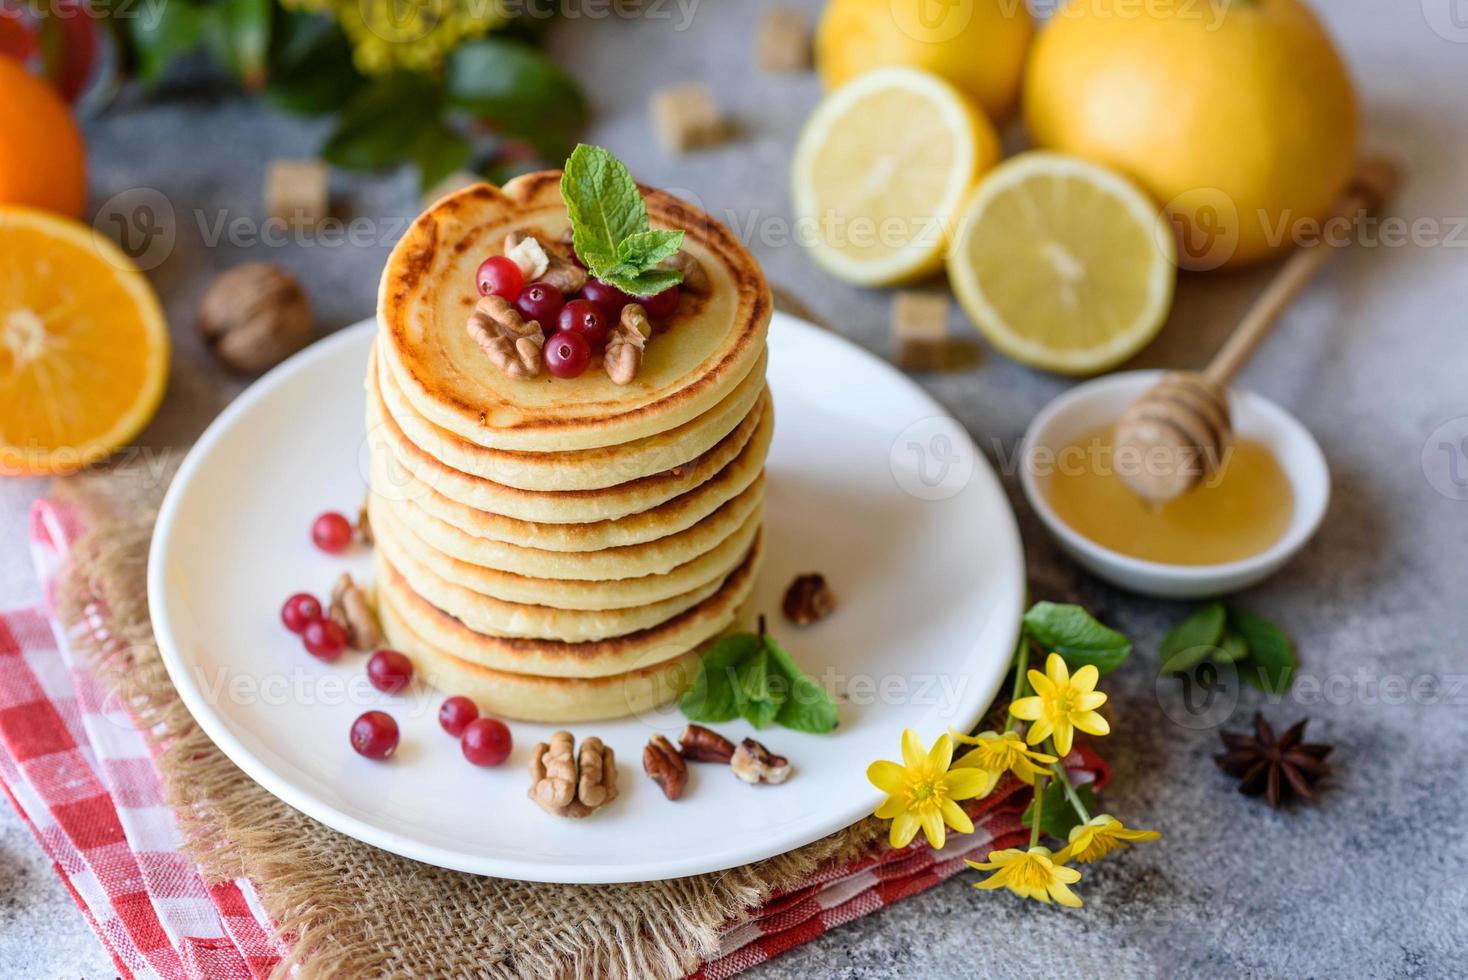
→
(730, 738, 791, 785)
(528, 731, 619, 818)
(467, 294, 544, 379)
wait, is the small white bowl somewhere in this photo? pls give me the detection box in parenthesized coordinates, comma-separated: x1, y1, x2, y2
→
(1019, 370, 1330, 599)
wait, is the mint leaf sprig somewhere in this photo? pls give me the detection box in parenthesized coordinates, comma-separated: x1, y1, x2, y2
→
(1159, 602, 1297, 694)
(560, 144, 685, 297)
(680, 616, 839, 734)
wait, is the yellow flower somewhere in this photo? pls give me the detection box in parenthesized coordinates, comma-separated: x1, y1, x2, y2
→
(966, 846, 1083, 907)
(1057, 814, 1160, 865)
(1009, 653, 1109, 756)
(867, 729, 992, 851)
(284, 0, 504, 75)
(950, 729, 1058, 786)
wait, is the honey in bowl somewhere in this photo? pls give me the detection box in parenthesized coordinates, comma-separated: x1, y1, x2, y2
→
(1044, 425, 1294, 566)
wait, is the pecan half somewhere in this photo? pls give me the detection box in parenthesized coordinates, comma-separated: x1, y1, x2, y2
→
(467, 294, 544, 379)
(679, 724, 735, 763)
(328, 573, 381, 651)
(643, 734, 688, 800)
(528, 731, 619, 818)
(605, 303, 651, 385)
(355, 499, 373, 546)
(730, 738, 791, 785)
(782, 573, 836, 626)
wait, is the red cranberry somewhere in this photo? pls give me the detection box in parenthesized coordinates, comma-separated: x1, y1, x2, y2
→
(638, 285, 680, 319)
(556, 298, 606, 346)
(438, 696, 479, 737)
(461, 717, 512, 767)
(514, 282, 564, 324)
(543, 330, 591, 379)
(366, 649, 413, 694)
(476, 255, 523, 300)
(281, 593, 322, 634)
(581, 279, 632, 319)
(311, 512, 353, 553)
(350, 711, 399, 760)
(302, 618, 348, 661)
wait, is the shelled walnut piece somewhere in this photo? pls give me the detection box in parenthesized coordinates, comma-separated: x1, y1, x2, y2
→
(467, 294, 544, 378)
(605, 303, 652, 385)
(731, 738, 791, 785)
(328, 573, 381, 651)
(529, 732, 619, 818)
(643, 734, 688, 800)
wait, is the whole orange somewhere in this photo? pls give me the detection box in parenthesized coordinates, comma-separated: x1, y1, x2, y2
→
(0, 56, 87, 218)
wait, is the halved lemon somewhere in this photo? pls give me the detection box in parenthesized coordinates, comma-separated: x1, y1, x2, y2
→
(792, 67, 1000, 286)
(947, 152, 1176, 375)
(0, 206, 170, 475)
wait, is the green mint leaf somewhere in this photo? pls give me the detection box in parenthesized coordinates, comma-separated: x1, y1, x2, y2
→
(616, 229, 685, 269)
(1023, 602, 1132, 675)
(1216, 629, 1249, 663)
(559, 144, 649, 275)
(679, 632, 758, 722)
(1021, 778, 1097, 840)
(737, 647, 784, 729)
(597, 266, 685, 299)
(1159, 601, 1226, 675)
(1231, 610, 1296, 694)
(764, 635, 839, 734)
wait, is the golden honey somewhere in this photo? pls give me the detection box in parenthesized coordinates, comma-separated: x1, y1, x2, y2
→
(1044, 425, 1294, 565)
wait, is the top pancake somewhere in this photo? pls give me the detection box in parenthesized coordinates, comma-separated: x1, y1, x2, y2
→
(377, 171, 772, 453)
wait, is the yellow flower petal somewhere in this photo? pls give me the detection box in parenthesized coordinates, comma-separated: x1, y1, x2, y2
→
(1049, 880, 1084, 908)
(890, 810, 920, 849)
(1051, 721, 1074, 756)
(944, 766, 995, 800)
(919, 805, 946, 850)
(927, 734, 954, 772)
(867, 760, 907, 794)
(1009, 696, 1042, 721)
(1028, 717, 1056, 748)
(1052, 863, 1083, 884)
(1027, 668, 1054, 697)
(1074, 711, 1111, 737)
(874, 795, 906, 820)
(1045, 652, 1070, 686)
(1071, 663, 1099, 692)
(1075, 690, 1108, 711)
(940, 797, 974, 836)
(900, 728, 925, 769)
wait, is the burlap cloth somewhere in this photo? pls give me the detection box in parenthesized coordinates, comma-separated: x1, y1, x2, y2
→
(53, 459, 889, 979)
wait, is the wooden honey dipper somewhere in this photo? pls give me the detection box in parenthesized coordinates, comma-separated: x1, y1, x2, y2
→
(1114, 156, 1402, 504)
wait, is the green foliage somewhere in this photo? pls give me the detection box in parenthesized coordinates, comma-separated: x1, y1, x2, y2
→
(1022, 602, 1132, 675)
(1158, 604, 1298, 694)
(679, 622, 838, 734)
(1159, 601, 1225, 674)
(1021, 778, 1097, 840)
(445, 39, 589, 164)
(560, 144, 687, 296)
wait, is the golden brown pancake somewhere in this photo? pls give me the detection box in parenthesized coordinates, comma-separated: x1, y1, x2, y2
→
(377, 173, 772, 452)
(375, 530, 763, 678)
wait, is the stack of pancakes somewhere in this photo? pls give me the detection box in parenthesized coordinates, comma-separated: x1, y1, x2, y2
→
(367, 174, 772, 723)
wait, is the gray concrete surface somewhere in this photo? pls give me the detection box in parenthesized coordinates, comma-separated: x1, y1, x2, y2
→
(3, 1, 1467, 976)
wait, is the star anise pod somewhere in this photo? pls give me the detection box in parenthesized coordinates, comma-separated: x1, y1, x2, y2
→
(1215, 713, 1332, 808)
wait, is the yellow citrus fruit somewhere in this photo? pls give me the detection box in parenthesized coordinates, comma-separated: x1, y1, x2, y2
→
(1024, 0, 1358, 269)
(792, 67, 1001, 286)
(947, 153, 1176, 375)
(817, 0, 1033, 125)
(0, 207, 170, 475)
(0, 56, 87, 219)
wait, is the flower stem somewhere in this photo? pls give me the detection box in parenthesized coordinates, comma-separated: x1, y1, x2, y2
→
(1005, 632, 1031, 733)
(1049, 759, 1092, 823)
(1029, 775, 1045, 848)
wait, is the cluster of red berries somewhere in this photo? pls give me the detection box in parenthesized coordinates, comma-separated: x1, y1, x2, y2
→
(476, 254, 679, 379)
(286, 511, 513, 765)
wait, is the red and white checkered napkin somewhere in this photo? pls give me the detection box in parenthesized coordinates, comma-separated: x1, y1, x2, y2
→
(0, 498, 1105, 979)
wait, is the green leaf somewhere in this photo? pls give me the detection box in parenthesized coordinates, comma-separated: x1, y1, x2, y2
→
(129, 2, 206, 82)
(1159, 601, 1226, 675)
(764, 635, 839, 734)
(558, 144, 649, 273)
(678, 633, 758, 722)
(737, 648, 784, 729)
(1021, 778, 1097, 840)
(598, 265, 686, 299)
(204, 0, 272, 89)
(1216, 629, 1249, 663)
(266, 13, 365, 115)
(411, 124, 473, 190)
(323, 74, 442, 173)
(1023, 602, 1132, 675)
(1231, 610, 1296, 694)
(444, 39, 588, 163)
(616, 229, 685, 268)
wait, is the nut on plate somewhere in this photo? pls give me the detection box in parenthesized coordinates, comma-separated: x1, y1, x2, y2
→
(782, 573, 836, 626)
(679, 724, 736, 764)
(328, 573, 381, 651)
(643, 734, 688, 800)
(467, 294, 545, 379)
(529, 731, 619, 818)
(197, 262, 313, 375)
(730, 738, 791, 785)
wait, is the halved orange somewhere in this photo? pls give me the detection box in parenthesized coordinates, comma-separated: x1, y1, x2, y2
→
(0, 206, 170, 475)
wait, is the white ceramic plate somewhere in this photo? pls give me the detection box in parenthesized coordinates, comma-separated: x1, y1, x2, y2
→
(148, 313, 1024, 883)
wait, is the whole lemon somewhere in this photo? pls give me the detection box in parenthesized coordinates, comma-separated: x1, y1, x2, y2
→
(1024, 0, 1358, 269)
(817, 0, 1034, 125)
(0, 57, 87, 219)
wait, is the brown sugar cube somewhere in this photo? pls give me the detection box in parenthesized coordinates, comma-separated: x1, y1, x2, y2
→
(758, 8, 811, 72)
(892, 292, 950, 370)
(651, 84, 727, 154)
(265, 160, 329, 229)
